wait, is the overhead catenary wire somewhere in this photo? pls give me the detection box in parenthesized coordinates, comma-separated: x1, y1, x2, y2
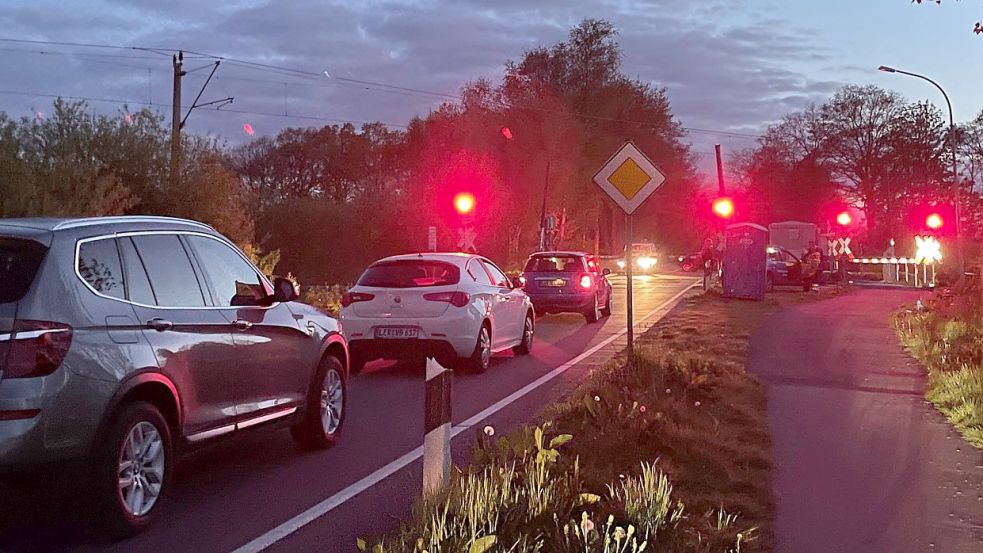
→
(0, 36, 765, 140)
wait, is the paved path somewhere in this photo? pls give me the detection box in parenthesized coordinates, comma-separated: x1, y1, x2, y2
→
(748, 288, 983, 553)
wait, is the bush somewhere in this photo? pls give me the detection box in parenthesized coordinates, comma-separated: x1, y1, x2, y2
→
(895, 285, 983, 449)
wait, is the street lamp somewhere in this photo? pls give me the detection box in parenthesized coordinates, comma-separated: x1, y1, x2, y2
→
(879, 65, 962, 276)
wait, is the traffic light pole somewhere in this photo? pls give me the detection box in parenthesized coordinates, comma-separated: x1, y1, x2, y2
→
(625, 213, 634, 357)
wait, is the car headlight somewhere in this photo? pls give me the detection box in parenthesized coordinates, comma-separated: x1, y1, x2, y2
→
(637, 257, 656, 269)
(678, 256, 685, 262)
(617, 260, 626, 269)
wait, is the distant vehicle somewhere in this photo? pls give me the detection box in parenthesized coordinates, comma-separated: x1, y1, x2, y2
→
(616, 242, 658, 274)
(0, 216, 348, 536)
(676, 253, 703, 272)
(767, 245, 829, 289)
(767, 246, 803, 289)
(519, 251, 613, 323)
(340, 253, 534, 374)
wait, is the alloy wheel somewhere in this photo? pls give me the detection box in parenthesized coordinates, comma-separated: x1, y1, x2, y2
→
(320, 367, 344, 435)
(116, 421, 165, 517)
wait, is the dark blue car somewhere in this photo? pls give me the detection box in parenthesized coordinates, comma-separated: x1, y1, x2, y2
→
(518, 251, 613, 323)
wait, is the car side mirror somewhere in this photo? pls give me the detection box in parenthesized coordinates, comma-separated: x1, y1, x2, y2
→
(272, 276, 299, 303)
(510, 275, 524, 288)
(602, 268, 611, 276)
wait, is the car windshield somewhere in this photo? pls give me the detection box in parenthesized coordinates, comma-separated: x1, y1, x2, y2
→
(357, 260, 460, 288)
(0, 237, 48, 304)
(524, 255, 585, 273)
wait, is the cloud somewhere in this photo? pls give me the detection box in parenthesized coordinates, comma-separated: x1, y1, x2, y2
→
(0, 0, 844, 172)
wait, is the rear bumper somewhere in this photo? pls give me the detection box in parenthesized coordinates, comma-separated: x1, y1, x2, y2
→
(526, 292, 594, 313)
(0, 369, 110, 472)
(348, 339, 460, 365)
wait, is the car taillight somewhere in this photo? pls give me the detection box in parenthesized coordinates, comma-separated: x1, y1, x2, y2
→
(579, 274, 593, 289)
(423, 291, 470, 307)
(340, 292, 375, 308)
(4, 320, 73, 379)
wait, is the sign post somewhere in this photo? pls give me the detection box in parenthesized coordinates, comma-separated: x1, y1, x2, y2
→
(592, 141, 667, 356)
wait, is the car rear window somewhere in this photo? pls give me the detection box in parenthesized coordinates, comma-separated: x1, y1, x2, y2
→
(357, 260, 460, 288)
(524, 255, 585, 273)
(0, 237, 48, 303)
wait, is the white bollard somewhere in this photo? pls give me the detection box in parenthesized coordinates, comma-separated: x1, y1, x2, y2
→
(423, 357, 452, 496)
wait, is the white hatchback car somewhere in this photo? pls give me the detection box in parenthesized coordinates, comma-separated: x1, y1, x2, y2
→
(340, 253, 534, 373)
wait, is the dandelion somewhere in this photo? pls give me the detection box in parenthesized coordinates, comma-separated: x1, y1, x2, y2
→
(619, 473, 626, 479)
(594, 395, 601, 402)
(639, 405, 647, 413)
(613, 526, 626, 541)
(694, 401, 701, 407)
(665, 388, 672, 394)
(483, 425, 495, 436)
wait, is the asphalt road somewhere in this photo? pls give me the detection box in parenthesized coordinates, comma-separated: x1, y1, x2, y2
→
(748, 288, 983, 552)
(0, 273, 699, 553)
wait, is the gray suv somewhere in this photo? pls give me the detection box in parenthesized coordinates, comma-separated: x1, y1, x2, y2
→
(0, 216, 348, 536)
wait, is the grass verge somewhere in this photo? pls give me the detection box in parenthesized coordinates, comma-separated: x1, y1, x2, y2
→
(895, 287, 983, 448)
(359, 289, 828, 552)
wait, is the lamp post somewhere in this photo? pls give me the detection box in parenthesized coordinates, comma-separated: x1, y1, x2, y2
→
(878, 65, 963, 277)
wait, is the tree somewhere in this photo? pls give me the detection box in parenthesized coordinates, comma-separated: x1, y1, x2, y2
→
(914, 0, 983, 34)
(737, 85, 952, 250)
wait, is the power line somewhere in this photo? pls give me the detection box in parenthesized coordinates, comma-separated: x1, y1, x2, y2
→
(0, 88, 409, 129)
(0, 36, 764, 139)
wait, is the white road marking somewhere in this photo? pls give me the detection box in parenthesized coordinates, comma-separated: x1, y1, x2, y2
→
(231, 279, 700, 553)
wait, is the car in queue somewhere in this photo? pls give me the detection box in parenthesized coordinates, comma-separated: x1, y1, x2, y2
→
(518, 251, 613, 323)
(767, 245, 803, 289)
(616, 242, 658, 274)
(0, 216, 348, 537)
(339, 253, 534, 374)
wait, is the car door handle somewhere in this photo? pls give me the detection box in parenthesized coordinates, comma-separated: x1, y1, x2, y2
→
(147, 318, 173, 332)
(232, 319, 253, 331)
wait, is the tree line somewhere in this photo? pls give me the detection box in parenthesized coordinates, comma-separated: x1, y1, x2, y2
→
(0, 20, 710, 283)
(736, 84, 983, 259)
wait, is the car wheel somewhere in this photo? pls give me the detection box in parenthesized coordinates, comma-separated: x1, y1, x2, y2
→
(584, 295, 600, 324)
(463, 323, 492, 373)
(291, 355, 346, 450)
(512, 313, 534, 355)
(600, 292, 612, 317)
(94, 400, 172, 538)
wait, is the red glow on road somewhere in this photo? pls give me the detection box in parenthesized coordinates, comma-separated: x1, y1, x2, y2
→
(454, 192, 476, 215)
(836, 211, 852, 226)
(926, 213, 943, 230)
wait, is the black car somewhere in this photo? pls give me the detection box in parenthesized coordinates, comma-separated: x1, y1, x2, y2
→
(676, 253, 703, 272)
(518, 251, 613, 323)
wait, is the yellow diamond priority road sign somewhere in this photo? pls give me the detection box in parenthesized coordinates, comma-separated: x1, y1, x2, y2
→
(593, 141, 667, 214)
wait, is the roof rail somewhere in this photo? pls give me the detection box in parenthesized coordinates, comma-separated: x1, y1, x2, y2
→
(52, 216, 215, 231)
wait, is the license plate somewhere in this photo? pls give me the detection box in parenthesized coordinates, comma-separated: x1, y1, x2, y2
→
(375, 326, 419, 339)
(545, 279, 567, 287)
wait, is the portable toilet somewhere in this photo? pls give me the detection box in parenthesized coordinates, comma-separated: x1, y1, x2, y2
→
(722, 223, 769, 300)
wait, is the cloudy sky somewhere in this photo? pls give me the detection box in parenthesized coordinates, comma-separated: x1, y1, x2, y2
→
(1, 0, 980, 175)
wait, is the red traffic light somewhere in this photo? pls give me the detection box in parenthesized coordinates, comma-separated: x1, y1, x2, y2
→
(712, 197, 735, 219)
(453, 192, 476, 215)
(926, 213, 944, 230)
(501, 126, 513, 140)
(836, 211, 852, 226)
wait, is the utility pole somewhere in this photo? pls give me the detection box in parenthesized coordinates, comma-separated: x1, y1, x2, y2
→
(170, 51, 185, 190)
(538, 160, 551, 251)
(715, 144, 726, 196)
